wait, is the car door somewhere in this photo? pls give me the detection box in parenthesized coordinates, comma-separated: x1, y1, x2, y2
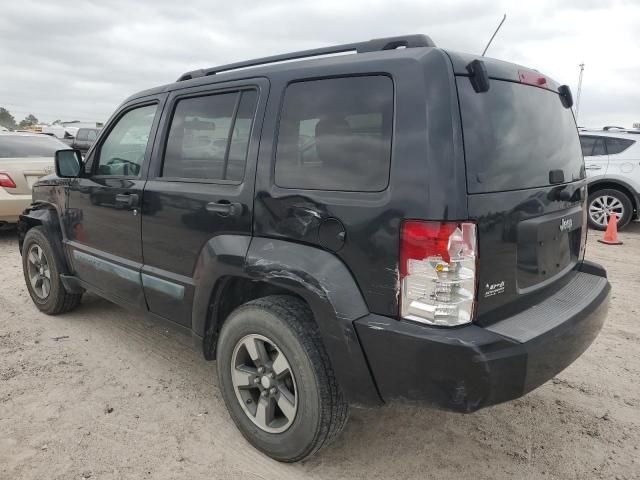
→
(581, 135, 609, 177)
(64, 96, 166, 308)
(141, 80, 266, 326)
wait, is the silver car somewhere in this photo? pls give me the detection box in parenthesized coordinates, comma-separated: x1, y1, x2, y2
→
(580, 127, 640, 230)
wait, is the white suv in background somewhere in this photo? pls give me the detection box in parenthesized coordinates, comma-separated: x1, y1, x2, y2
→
(580, 127, 640, 230)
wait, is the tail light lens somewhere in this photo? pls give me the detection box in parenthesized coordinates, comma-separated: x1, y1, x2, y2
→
(0, 173, 16, 188)
(400, 221, 478, 327)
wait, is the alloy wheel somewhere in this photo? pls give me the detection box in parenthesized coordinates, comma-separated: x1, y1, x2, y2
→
(589, 195, 624, 228)
(230, 334, 298, 433)
(27, 244, 51, 299)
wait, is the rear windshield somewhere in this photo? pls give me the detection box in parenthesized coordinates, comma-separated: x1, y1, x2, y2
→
(0, 135, 67, 158)
(457, 79, 584, 194)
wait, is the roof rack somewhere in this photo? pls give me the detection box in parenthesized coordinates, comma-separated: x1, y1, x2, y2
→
(603, 126, 626, 131)
(177, 34, 436, 81)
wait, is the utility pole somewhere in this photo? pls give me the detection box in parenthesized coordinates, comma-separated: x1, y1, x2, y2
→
(482, 14, 507, 57)
(575, 63, 585, 125)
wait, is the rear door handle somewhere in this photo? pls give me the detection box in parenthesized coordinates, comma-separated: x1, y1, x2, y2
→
(115, 193, 139, 207)
(206, 201, 244, 217)
(585, 165, 602, 170)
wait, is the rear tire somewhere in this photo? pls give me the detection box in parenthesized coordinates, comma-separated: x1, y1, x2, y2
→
(587, 189, 633, 231)
(22, 227, 82, 315)
(216, 295, 349, 462)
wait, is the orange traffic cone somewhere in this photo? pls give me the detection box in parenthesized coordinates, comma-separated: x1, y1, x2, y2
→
(598, 213, 623, 245)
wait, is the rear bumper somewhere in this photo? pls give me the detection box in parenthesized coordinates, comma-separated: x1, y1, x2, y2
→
(355, 263, 610, 412)
(0, 190, 31, 223)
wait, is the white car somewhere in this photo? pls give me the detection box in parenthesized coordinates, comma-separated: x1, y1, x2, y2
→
(580, 127, 640, 230)
(0, 132, 66, 226)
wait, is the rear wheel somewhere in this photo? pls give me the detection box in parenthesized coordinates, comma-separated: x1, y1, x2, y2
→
(587, 189, 633, 231)
(216, 295, 348, 462)
(22, 227, 82, 314)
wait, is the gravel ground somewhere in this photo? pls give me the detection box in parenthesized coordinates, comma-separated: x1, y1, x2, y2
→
(0, 224, 639, 480)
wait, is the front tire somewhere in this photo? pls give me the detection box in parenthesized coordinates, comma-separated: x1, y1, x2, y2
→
(587, 189, 633, 231)
(22, 227, 82, 315)
(216, 295, 348, 462)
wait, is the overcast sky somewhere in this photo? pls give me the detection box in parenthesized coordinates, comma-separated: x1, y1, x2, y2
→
(0, 0, 638, 128)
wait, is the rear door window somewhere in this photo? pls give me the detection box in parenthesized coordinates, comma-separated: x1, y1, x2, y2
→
(274, 75, 393, 191)
(580, 136, 606, 157)
(458, 79, 584, 193)
(162, 90, 257, 182)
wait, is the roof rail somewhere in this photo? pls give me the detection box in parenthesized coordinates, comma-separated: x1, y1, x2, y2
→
(603, 125, 626, 131)
(177, 34, 436, 81)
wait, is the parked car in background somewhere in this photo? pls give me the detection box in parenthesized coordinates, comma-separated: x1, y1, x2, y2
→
(580, 127, 640, 229)
(0, 132, 65, 227)
(70, 128, 100, 154)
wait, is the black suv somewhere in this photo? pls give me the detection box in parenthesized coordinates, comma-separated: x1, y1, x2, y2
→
(18, 35, 610, 462)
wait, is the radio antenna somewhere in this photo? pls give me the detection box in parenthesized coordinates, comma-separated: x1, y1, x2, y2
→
(482, 14, 507, 56)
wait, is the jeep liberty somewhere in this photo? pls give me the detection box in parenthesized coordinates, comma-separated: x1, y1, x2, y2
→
(18, 35, 610, 462)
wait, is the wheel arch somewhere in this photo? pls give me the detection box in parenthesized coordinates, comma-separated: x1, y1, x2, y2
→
(587, 179, 639, 215)
(18, 203, 71, 274)
(191, 235, 382, 407)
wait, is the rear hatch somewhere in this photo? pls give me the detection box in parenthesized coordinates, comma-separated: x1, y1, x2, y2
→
(451, 55, 587, 324)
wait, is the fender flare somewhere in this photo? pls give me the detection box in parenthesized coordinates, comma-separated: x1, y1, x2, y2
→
(18, 202, 71, 275)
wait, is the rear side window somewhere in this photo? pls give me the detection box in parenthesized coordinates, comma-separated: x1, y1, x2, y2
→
(163, 90, 257, 182)
(0, 135, 67, 158)
(275, 76, 393, 191)
(605, 137, 635, 155)
(458, 79, 584, 193)
(580, 136, 606, 157)
(76, 129, 88, 141)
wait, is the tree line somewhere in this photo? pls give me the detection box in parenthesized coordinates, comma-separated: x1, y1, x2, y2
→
(0, 106, 71, 130)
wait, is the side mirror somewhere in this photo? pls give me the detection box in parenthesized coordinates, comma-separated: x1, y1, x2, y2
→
(55, 149, 83, 178)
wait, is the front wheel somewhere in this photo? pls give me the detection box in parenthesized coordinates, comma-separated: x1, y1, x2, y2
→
(216, 295, 349, 462)
(22, 227, 82, 315)
(587, 189, 633, 231)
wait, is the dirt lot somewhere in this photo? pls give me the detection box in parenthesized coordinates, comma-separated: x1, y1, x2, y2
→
(1, 225, 639, 480)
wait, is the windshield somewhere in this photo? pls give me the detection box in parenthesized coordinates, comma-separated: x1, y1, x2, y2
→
(0, 135, 67, 159)
(457, 79, 584, 194)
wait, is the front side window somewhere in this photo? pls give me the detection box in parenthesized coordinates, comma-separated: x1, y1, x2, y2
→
(275, 76, 393, 191)
(162, 90, 257, 181)
(96, 104, 157, 177)
(605, 137, 635, 155)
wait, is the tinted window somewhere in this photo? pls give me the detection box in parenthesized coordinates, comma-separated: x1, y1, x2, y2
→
(580, 136, 597, 157)
(163, 90, 257, 181)
(76, 129, 89, 141)
(458, 79, 584, 193)
(87, 129, 98, 142)
(275, 76, 393, 191)
(0, 135, 67, 158)
(605, 137, 635, 155)
(97, 104, 157, 177)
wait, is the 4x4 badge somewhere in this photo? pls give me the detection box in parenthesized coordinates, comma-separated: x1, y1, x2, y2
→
(559, 218, 573, 232)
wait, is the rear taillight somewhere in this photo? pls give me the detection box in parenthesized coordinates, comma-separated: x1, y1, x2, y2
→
(0, 173, 16, 188)
(400, 221, 478, 327)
